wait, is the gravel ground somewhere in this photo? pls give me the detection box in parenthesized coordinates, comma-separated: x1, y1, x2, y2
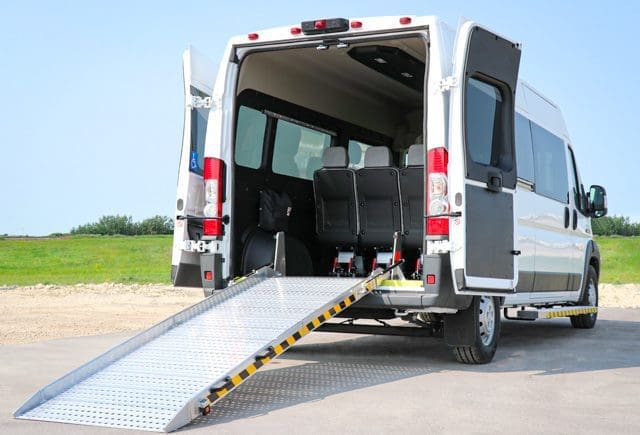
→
(0, 283, 638, 345)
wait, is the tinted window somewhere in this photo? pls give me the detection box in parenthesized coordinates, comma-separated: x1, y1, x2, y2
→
(189, 88, 209, 175)
(466, 78, 503, 167)
(348, 140, 372, 169)
(272, 120, 331, 180)
(235, 106, 266, 169)
(531, 123, 569, 203)
(515, 114, 535, 182)
(568, 147, 587, 214)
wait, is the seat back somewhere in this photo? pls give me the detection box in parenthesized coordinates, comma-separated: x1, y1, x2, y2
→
(356, 147, 402, 247)
(313, 147, 359, 246)
(400, 144, 425, 250)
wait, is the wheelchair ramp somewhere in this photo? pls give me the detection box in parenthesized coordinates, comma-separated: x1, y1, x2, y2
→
(15, 267, 386, 432)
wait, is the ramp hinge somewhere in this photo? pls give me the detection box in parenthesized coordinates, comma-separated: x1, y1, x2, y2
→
(438, 76, 458, 92)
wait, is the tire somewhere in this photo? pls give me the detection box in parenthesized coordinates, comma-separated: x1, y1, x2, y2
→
(452, 296, 501, 364)
(570, 265, 598, 329)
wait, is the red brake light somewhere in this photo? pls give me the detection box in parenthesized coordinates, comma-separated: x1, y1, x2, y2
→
(426, 274, 436, 285)
(203, 157, 225, 237)
(350, 20, 362, 29)
(426, 147, 449, 237)
(247, 33, 259, 40)
(314, 20, 327, 29)
(399, 16, 412, 25)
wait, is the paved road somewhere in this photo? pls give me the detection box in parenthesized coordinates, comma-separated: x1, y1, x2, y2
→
(2, 308, 639, 434)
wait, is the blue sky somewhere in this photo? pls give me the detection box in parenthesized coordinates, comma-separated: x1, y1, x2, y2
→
(1, 0, 638, 235)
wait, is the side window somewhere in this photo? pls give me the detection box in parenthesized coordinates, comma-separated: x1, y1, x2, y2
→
(531, 122, 569, 203)
(568, 147, 587, 214)
(235, 106, 266, 169)
(189, 87, 209, 175)
(465, 78, 504, 167)
(272, 120, 332, 180)
(348, 140, 372, 169)
(515, 114, 535, 183)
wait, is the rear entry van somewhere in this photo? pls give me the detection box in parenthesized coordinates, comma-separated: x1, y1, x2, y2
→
(172, 16, 608, 363)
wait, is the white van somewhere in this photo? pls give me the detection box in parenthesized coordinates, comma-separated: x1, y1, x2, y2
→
(171, 16, 608, 363)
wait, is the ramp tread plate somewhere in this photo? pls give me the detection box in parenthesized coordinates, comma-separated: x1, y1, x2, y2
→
(17, 276, 362, 432)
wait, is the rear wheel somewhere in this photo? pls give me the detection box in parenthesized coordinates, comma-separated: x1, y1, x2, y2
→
(570, 265, 598, 329)
(451, 295, 501, 364)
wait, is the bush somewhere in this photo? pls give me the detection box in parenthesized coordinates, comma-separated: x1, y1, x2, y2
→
(71, 215, 174, 236)
(591, 215, 640, 236)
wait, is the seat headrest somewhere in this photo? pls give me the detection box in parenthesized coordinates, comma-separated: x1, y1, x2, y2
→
(364, 146, 393, 168)
(407, 144, 423, 167)
(322, 147, 349, 168)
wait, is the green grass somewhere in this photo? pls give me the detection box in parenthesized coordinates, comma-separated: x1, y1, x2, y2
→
(595, 236, 640, 284)
(0, 235, 636, 286)
(0, 235, 172, 285)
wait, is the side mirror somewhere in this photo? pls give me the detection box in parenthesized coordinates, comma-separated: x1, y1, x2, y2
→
(589, 185, 607, 218)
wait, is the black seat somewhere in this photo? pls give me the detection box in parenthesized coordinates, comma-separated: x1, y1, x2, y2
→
(313, 147, 359, 247)
(356, 147, 402, 247)
(400, 144, 424, 250)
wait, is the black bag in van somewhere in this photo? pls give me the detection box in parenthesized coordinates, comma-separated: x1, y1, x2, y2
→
(258, 189, 292, 232)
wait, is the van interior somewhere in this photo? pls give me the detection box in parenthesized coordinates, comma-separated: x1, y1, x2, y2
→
(231, 35, 427, 279)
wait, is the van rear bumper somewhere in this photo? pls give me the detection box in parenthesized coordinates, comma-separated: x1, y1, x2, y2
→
(354, 254, 472, 311)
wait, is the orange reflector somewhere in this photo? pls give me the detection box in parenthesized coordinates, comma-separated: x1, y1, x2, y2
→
(427, 274, 436, 285)
(204, 271, 213, 281)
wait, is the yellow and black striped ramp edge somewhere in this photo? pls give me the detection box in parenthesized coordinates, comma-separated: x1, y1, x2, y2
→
(203, 273, 387, 407)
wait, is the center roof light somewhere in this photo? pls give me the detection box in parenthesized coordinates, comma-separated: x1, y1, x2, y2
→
(301, 18, 349, 35)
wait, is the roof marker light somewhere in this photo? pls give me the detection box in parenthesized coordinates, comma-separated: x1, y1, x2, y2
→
(399, 16, 412, 25)
(350, 20, 362, 29)
(314, 19, 327, 29)
(290, 27, 301, 35)
(247, 33, 259, 40)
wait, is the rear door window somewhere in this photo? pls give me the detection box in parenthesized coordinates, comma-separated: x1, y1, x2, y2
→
(465, 78, 503, 167)
(189, 87, 209, 175)
(531, 122, 569, 203)
(235, 106, 267, 169)
(272, 120, 332, 180)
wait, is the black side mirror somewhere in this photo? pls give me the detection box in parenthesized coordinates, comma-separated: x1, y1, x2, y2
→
(589, 185, 607, 218)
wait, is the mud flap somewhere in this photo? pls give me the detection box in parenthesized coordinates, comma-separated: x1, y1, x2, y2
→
(443, 300, 477, 346)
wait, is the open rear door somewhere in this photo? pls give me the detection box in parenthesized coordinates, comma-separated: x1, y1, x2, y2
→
(171, 47, 216, 287)
(448, 23, 521, 294)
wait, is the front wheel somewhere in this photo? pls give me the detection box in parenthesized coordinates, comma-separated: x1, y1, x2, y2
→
(571, 265, 598, 329)
(448, 295, 501, 364)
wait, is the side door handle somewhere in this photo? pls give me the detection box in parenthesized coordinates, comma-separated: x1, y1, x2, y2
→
(564, 207, 570, 229)
(572, 209, 578, 230)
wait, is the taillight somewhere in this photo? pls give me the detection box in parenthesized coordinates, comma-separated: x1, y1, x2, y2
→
(426, 147, 449, 236)
(203, 157, 225, 237)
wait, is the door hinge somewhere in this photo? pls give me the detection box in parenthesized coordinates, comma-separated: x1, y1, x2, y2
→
(187, 95, 214, 109)
(438, 76, 458, 92)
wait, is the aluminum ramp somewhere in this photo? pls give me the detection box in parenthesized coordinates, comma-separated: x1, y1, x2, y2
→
(14, 266, 390, 432)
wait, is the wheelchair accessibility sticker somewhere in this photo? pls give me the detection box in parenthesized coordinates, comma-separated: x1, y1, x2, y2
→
(190, 151, 199, 171)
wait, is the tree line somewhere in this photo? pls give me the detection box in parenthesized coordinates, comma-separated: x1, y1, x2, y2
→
(591, 215, 640, 236)
(70, 215, 174, 235)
